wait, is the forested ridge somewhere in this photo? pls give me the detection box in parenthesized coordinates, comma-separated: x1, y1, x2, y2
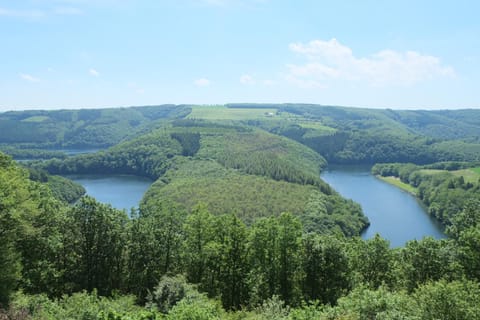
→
(2, 104, 480, 319)
(31, 119, 368, 235)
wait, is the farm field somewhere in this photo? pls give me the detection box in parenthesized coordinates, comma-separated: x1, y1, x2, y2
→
(188, 105, 278, 120)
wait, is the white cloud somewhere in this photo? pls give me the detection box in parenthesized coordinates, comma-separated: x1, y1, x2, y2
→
(240, 74, 255, 85)
(19, 73, 40, 82)
(0, 7, 45, 18)
(287, 38, 455, 87)
(194, 78, 211, 87)
(89, 68, 100, 77)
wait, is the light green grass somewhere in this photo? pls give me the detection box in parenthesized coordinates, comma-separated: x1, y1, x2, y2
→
(471, 167, 480, 174)
(419, 168, 479, 184)
(21, 116, 49, 122)
(188, 105, 278, 120)
(418, 169, 446, 175)
(377, 176, 417, 195)
(298, 122, 337, 132)
(453, 169, 480, 183)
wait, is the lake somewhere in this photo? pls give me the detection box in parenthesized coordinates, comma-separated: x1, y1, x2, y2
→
(67, 174, 152, 212)
(321, 166, 446, 247)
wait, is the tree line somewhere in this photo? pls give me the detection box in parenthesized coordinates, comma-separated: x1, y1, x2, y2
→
(2, 151, 480, 318)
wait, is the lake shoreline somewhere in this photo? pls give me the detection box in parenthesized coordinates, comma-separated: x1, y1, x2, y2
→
(321, 166, 446, 247)
(375, 175, 417, 195)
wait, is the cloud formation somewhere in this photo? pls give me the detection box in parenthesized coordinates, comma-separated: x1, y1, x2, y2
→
(19, 73, 40, 82)
(0, 7, 45, 18)
(287, 38, 455, 87)
(194, 78, 211, 87)
(89, 68, 100, 77)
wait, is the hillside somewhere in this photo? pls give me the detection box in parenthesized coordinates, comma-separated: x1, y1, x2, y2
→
(3, 103, 480, 164)
(224, 104, 480, 164)
(35, 119, 368, 235)
(3, 105, 480, 318)
(0, 105, 190, 149)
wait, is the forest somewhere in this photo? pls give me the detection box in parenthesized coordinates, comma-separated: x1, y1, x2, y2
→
(1, 104, 480, 319)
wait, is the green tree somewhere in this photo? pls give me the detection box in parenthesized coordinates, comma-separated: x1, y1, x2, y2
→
(64, 196, 128, 295)
(249, 217, 281, 304)
(348, 234, 394, 289)
(183, 204, 217, 284)
(127, 200, 185, 300)
(414, 279, 480, 320)
(216, 214, 250, 309)
(398, 238, 460, 292)
(301, 234, 351, 305)
(277, 213, 302, 305)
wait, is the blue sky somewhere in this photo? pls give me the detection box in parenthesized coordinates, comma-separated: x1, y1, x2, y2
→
(1, 0, 479, 111)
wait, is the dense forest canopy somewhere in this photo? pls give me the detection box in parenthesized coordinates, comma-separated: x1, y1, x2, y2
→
(1, 104, 480, 319)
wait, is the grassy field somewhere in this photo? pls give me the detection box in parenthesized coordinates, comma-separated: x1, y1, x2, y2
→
(377, 176, 417, 195)
(297, 121, 337, 132)
(419, 168, 480, 184)
(21, 116, 50, 122)
(453, 168, 480, 183)
(188, 105, 278, 120)
(418, 169, 445, 175)
(471, 167, 480, 174)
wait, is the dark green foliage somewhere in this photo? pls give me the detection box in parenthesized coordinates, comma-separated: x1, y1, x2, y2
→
(196, 128, 327, 187)
(301, 235, 350, 305)
(37, 129, 183, 179)
(0, 105, 190, 148)
(414, 280, 480, 320)
(0, 154, 49, 306)
(348, 235, 394, 289)
(216, 214, 250, 309)
(373, 162, 480, 227)
(127, 201, 186, 300)
(171, 132, 200, 156)
(4, 104, 480, 317)
(147, 275, 193, 313)
(26, 166, 85, 203)
(142, 158, 368, 235)
(398, 238, 461, 292)
(243, 104, 480, 164)
(0, 146, 68, 160)
(63, 197, 128, 296)
(45, 175, 85, 203)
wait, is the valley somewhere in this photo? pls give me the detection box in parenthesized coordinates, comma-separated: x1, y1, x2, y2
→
(1, 104, 480, 319)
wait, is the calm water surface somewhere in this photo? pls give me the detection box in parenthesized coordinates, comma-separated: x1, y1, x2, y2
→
(68, 174, 152, 212)
(321, 166, 445, 247)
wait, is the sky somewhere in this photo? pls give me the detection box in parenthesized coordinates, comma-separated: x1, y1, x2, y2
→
(1, 0, 480, 111)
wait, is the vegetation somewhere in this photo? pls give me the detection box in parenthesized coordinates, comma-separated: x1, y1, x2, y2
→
(0, 105, 190, 150)
(2, 104, 480, 318)
(234, 103, 480, 164)
(32, 120, 364, 234)
(142, 158, 367, 234)
(2, 154, 480, 318)
(373, 162, 480, 227)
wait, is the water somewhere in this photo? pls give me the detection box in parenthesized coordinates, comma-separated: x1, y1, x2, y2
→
(321, 166, 445, 247)
(67, 174, 152, 212)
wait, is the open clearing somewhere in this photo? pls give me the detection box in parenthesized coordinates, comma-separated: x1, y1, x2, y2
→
(188, 105, 278, 120)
